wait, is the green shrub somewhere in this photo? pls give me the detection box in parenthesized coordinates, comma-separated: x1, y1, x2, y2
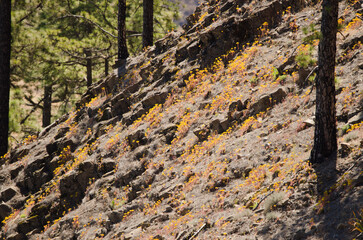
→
(296, 45, 316, 68)
(350, 209, 363, 234)
(272, 67, 279, 80)
(341, 124, 351, 135)
(9, 88, 25, 133)
(302, 23, 321, 44)
(250, 77, 259, 85)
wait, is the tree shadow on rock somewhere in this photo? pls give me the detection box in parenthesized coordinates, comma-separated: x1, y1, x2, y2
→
(310, 152, 363, 239)
(309, 153, 340, 239)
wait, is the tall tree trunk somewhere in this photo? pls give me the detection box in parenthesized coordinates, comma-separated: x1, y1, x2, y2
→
(42, 85, 52, 128)
(84, 49, 92, 88)
(143, 0, 154, 48)
(118, 0, 129, 61)
(105, 58, 109, 76)
(63, 85, 69, 114)
(0, 0, 11, 156)
(310, 0, 339, 163)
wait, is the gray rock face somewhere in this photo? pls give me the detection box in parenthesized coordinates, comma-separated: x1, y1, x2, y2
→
(0, 203, 12, 220)
(348, 111, 363, 124)
(111, 98, 130, 117)
(59, 159, 97, 204)
(194, 126, 211, 141)
(127, 128, 148, 149)
(251, 87, 287, 114)
(0, 187, 18, 202)
(142, 91, 169, 109)
(210, 117, 230, 134)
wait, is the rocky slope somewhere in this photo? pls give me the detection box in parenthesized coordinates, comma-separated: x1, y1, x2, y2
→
(1, 0, 363, 239)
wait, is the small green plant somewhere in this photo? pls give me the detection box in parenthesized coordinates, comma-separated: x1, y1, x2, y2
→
(350, 209, 363, 235)
(302, 23, 321, 44)
(248, 200, 258, 210)
(337, 18, 345, 32)
(341, 124, 351, 135)
(308, 73, 316, 83)
(110, 199, 115, 210)
(334, 77, 340, 87)
(296, 44, 316, 68)
(295, 23, 320, 70)
(250, 77, 259, 85)
(277, 75, 287, 85)
(278, 75, 287, 81)
(263, 192, 285, 214)
(272, 67, 279, 80)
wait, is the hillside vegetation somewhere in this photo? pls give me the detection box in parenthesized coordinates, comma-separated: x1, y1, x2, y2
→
(1, 0, 363, 239)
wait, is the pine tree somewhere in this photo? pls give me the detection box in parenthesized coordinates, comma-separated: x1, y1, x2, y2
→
(0, 0, 11, 155)
(117, 0, 129, 64)
(310, 0, 339, 163)
(42, 85, 52, 128)
(9, 0, 179, 140)
(143, 0, 154, 48)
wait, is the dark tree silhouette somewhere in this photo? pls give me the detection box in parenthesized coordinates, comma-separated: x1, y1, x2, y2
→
(117, 0, 129, 62)
(310, 0, 339, 163)
(143, 0, 154, 48)
(0, 0, 11, 155)
(84, 49, 93, 87)
(42, 85, 52, 128)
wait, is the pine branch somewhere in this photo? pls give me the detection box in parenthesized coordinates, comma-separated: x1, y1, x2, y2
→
(16, 1, 43, 24)
(57, 14, 117, 38)
(88, 0, 117, 30)
(21, 97, 45, 124)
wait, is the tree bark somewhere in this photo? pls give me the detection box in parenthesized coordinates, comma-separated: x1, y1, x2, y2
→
(42, 85, 52, 128)
(84, 49, 92, 87)
(105, 58, 109, 76)
(310, 0, 339, 163)
(118, 0, 129, 61)
(0, 0, 11, 156)
(143, 0, 154, 48)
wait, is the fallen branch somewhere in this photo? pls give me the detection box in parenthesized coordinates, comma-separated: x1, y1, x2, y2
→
(252, 191, 273, 211)
(189, 223, 208, 240)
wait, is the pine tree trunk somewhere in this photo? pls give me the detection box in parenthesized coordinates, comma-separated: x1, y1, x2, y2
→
(0, 0, 11, 156)
(310, 0, 339, 163)
(85, 49, 92, 87)
(118, 0, 129, 61)
(105, 58, 109, 76)
(42, 85, 52, 128)
(143, 0, 154, 48)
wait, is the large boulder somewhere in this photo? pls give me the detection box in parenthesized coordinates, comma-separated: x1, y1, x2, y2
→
(0, 186, 18, 202)
(111, 98, 130, 117)
(142, 91, 169, 109)
(59, 158, 97, 206)
(348, 111, 363, 125)
(250, 87, 287, 114)
(0, 203, 12, 221)
(127, 128, 148, 150)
